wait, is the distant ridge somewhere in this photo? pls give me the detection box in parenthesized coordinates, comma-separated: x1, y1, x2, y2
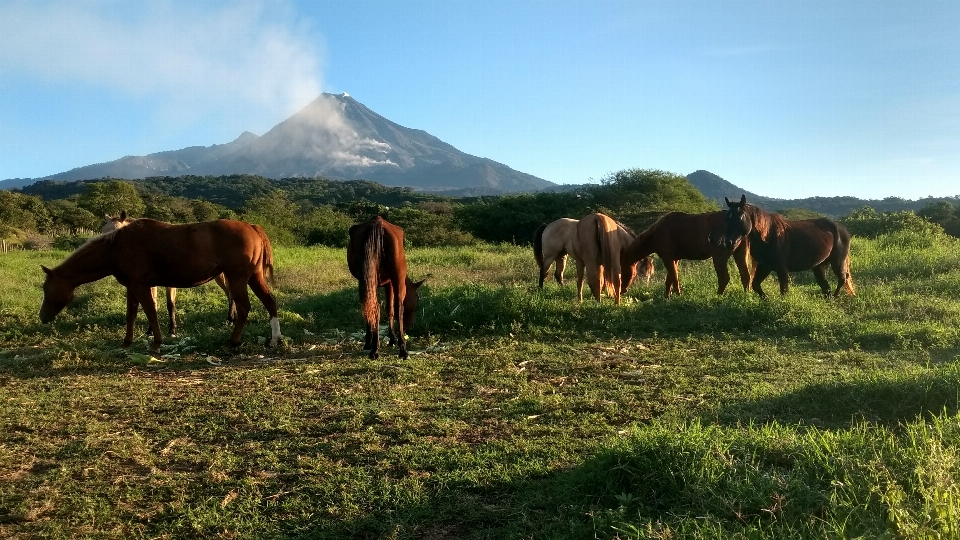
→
(685, 169, 957, 217)
(7, 93, 553, 195)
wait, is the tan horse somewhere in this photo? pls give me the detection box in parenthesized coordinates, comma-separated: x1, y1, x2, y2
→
(347, 216, 425, 359)
(102, 212, 233, 335)
(40, 219, 281, 351)
(572, 212, 640, 305)
(534, 217, 653, 291)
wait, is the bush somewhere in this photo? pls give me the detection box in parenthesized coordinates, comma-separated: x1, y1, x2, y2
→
(841, 207, 945, 239)
(53, 234, 94, 251)
(21, 233, 53, 251)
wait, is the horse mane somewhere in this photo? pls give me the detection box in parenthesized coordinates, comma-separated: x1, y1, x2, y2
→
(615, 220, 636, 237)
(746, 204, 788, 241)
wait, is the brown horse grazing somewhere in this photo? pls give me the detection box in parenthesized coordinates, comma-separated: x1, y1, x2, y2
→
(40, 219, 282, 351)
(719, 195, 855, 298)
(347, 216, 425, 360)
(533, 217, 653, 289)
(621, 211, 753, 298)
(102, 212, 234, 335)
(572, 212, 641, 305)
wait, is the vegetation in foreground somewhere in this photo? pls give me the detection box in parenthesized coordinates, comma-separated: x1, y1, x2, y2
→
(2, 222, 960, 539)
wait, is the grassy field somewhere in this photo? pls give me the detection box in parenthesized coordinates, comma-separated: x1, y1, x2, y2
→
(2, 231, 960, 539)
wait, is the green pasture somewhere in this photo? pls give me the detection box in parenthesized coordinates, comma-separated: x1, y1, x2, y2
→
(2, 233, 960, 539)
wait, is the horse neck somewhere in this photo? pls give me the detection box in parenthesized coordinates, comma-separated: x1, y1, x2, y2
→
(621, 229, 654, 265)
(747, 207, 777, 243)
(57, 236, 113, 286)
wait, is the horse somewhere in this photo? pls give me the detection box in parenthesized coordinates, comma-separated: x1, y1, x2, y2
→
(718, 195, 855, 298)
(571, 212, 646, 305)
(102, 212, 234, 335)
(621, 211, 753, 298)
(533, 217, 653, 290)
(347, 216, 425, 360)
(40, 218, 282, 351)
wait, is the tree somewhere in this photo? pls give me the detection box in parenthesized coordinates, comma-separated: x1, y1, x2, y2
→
(0, 190, 53, 233)
(77, 180, 146, 218)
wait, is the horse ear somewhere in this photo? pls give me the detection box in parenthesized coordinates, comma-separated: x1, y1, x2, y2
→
(120, 210, 127, 220)
(739, 194, 746, 205)
(724, 197, 731, 207)
(41, 265, 51, 275)
(412, 278, 427, 289)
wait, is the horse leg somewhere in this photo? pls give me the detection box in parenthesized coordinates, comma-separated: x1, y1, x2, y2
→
(555, 254, 567, 286)
(394, 279, 409, 359)
(122, 288, 140, 348)
(133, 285, 162, 351)
(384, 281, 397, 346)
(664, 259, 680, 298)
(586, 263, 602, 302)
(812, 264, 831, 297)
(215, 273, 235, 323)
(575, 260, 586, 303)
(248, 271, 282, 347)
(145, 287, 157, 336)
(829, 257, 851, 297)
(713, 255, 731, 295)
(776, 264, 791, 295)
(166, 287, 177, 336)
(752, 264, 773, 299)
(734, 243, 752, 291)
(227, 279, 252, 348)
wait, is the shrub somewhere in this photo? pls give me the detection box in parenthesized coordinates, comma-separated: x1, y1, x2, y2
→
(841, 207, 945, 239)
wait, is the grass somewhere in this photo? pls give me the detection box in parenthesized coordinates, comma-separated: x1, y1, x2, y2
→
(2, 236, 960, 538)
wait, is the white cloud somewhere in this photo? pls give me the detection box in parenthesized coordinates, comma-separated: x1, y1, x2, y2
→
(0, 0, 323, 130)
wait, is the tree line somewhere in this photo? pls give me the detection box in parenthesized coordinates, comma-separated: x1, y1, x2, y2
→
(3, 170, 960, 250)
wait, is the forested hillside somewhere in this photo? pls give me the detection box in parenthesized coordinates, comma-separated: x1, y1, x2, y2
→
(4, 169, 960, 250)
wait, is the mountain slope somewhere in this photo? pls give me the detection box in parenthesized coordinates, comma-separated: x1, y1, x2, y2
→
(27, 94, 554, 195)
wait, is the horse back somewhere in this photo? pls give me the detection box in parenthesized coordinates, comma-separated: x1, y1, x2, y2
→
(780, 218, 847, 271)
(111, 219, 267, 287)
(347, 216, 408, 286)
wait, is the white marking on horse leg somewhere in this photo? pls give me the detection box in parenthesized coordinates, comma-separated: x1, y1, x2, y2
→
(269, 317, 282, 347)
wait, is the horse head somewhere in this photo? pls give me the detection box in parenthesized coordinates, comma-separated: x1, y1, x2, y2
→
(101, 210, 131, 234)
(720, 194, 751, 250)
(38, 265, 75, 323)
(620, 255, 655, 293)
(402, 277, 427, 331)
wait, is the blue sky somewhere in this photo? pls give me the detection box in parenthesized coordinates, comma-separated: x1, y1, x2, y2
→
(1, 0, 959, 200)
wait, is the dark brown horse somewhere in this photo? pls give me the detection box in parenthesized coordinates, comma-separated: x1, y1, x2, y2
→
(40, 219, 281, 351)
(621, 211, 752, 298)
(102, 211, 234, 335)
(347, 216, 424, 359)
(719, 195, 855, 298)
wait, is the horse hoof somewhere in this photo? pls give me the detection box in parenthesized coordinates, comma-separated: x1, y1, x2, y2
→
(369, 351, 379, 360)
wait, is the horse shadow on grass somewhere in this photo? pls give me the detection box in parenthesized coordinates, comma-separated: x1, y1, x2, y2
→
(705, 360, 960, 430)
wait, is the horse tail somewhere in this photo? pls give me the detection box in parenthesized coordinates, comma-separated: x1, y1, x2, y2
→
(833, 221, 855, 296)
(597, 217, 616, 296)
(253, 224, 275, 284)
(362, 219, 384, 326)
(533, 223, 547, 270)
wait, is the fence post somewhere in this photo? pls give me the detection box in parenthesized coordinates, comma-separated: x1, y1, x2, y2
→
(1, 239, 6, 253)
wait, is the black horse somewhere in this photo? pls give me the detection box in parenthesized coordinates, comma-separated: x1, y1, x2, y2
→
(719, 195, 854, 298)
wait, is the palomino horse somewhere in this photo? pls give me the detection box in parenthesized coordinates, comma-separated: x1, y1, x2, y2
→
(621, 211, 753, 298)
(719, 195, 855, 298)
(347, 216, 425, 359)
(533, 217, 653, 289)
(40, 219, 282, 351)
(572, 212, 643, 305)
(102, 212, 234, 335)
